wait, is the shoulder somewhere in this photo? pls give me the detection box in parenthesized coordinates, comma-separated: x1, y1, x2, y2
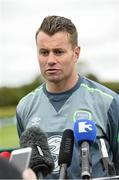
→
(81, 76, 119, 124)
(17, 84, 44, 113)
(80, 76, 119, 100)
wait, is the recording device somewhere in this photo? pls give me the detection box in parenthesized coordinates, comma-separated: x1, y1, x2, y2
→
(9, 147, 32, 173)
(74, 119, 96, 179)
(99, 138, 116, 176)
(20, 126, 54, 179)
(58, 129, 74, 179)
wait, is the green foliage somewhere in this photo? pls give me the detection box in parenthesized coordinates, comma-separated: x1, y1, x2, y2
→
(86, 73, 100, 82)
(0, 76, 43, 107)
(0, 106, 16, 118)
(102, 82, 119, 94)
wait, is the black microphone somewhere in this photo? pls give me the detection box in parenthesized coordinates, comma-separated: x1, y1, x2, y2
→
(74, 119, 96, 179)
(58, 129, 74, 180)
(20, 126, 54, 179)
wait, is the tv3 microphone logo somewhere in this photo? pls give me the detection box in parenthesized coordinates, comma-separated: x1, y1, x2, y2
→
(78, 121, 93, 133)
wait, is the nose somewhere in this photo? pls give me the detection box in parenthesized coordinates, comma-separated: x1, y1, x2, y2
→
(47, 52, 56, 65)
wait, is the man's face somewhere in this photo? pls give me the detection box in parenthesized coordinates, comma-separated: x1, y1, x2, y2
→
(36, 31, 80, 85)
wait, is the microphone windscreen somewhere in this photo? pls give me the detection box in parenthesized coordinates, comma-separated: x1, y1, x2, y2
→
(20, 126, 54, 176)
(74, 119, 96, 144)
(0, 151, 11, 159)
(58, 129, 74, 167)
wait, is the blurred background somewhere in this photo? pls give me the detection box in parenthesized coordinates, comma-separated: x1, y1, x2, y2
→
(0, 0, 119, 150)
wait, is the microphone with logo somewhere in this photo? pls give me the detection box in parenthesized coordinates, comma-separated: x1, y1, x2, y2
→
(74, 119, 96, 179)
(58, 129, 74, 180)
(20, 126, 54, 179)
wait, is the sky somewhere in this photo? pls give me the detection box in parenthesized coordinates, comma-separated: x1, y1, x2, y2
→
(0, 0, 119, 87)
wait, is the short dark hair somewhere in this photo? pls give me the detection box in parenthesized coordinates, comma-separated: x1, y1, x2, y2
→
(35, 15, 78, 49)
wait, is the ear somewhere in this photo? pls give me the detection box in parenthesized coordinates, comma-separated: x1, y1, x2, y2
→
(74, 46, 80, 62)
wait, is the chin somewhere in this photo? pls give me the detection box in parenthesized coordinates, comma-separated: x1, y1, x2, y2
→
(48, 79, 61, 83)
(47, 77, 62, 83)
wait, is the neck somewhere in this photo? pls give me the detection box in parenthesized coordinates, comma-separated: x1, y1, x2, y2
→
(46, 74, 79, 93)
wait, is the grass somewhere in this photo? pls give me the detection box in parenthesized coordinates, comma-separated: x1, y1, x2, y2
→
(0, 106, 20, 149)
(0, 124, 19, 149)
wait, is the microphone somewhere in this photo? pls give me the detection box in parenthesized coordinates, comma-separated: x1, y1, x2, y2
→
(74, 119, 96, 179)
(0, 151, 11, 159)
(58, 129, 74, 180)
(99, 138, 116, 176)
(99, 138, 109, 171)
(20, 126, 54, 179)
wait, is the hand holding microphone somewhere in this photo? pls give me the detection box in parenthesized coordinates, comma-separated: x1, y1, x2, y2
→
(74, 119, 96, 179)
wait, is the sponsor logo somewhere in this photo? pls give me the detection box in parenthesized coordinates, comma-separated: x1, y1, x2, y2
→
(48, 135, 62, 174)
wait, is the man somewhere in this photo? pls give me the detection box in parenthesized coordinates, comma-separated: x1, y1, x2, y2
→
(16, 15, 119, 179)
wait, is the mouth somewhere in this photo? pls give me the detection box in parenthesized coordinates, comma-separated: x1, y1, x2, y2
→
(46, 68, 59, 73)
